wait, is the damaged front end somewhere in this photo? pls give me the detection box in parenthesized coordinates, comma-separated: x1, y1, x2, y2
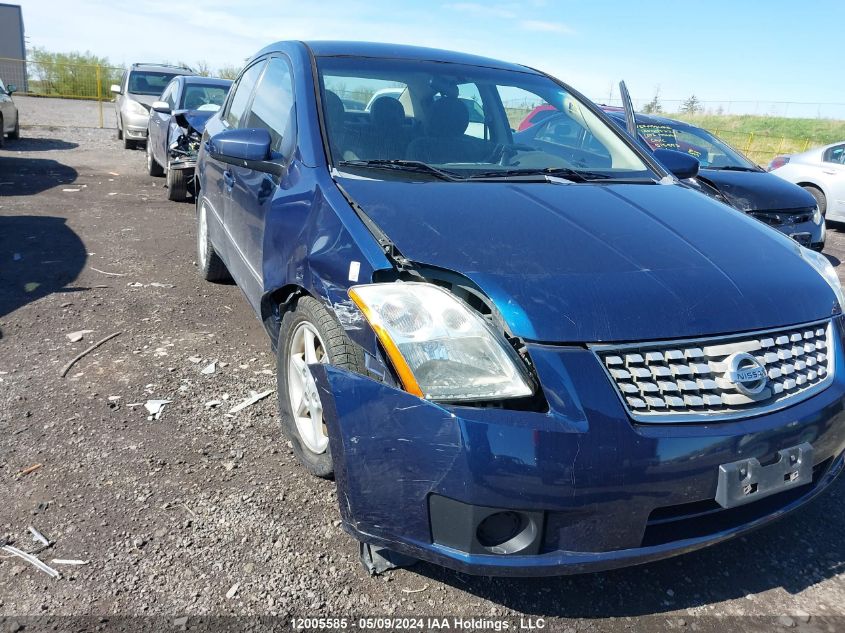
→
(168, 111, 211, 184)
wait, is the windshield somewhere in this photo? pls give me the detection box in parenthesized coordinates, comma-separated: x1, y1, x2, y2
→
(635, 121, 758, 169)
(180, 84, 229, 110)
(128, 71, 180, 96)
(317, 56, 656, 181)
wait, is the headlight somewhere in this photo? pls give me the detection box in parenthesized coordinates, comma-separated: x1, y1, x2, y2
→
(800, 246, 843, 308)
(349, 282, 534, 401)
(813, 205, 822, 225)
(127, 100, 148, 116)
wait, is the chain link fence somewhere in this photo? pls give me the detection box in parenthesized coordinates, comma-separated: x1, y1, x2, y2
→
(0, 57, 124, 127)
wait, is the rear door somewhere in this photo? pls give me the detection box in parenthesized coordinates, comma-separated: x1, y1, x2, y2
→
(226, 56, 297, 309)
(821, 144, 845, 217)
(200, 60, 265, 275)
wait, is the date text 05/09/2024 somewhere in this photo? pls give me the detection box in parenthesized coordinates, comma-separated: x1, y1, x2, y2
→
(291, 617, 548, 630)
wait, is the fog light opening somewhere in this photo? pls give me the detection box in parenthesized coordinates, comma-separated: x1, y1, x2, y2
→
(475, 511, 537, 555)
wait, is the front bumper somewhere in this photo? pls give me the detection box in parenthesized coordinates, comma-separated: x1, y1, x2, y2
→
(771, 218, 825, 250)
(312, 320, 845, 577)
(121, 109, 149, 138)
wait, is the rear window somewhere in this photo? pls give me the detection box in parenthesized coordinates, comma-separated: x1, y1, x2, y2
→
(128, 71, 180, 96)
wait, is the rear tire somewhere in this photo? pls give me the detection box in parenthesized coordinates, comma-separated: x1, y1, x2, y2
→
(196, 199, 229, 282)
(167, 166, 189, 201)
(276, 296, 366, 479)
(803, 185, 826, 216)
(8, 115, 19, 140)
(0, 115, 4, 148)
(146, 138, 164, 177)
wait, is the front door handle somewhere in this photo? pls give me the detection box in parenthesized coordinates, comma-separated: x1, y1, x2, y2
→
(822, 170, 837, 175)
(223, 170, 234, 191)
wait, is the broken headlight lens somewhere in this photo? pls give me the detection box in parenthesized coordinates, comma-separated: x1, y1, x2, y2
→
(349, 283, 533, 402)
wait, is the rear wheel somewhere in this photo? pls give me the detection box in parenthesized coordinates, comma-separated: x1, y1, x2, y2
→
(196, 199, 229, 282)
(146, 138, 164, 177)
(277, 296, 365, 479)
(166, 166, 189, 201)
(803, 185, 826, 216)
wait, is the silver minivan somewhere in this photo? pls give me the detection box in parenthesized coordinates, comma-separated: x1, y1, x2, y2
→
(111, 63, 193, 149)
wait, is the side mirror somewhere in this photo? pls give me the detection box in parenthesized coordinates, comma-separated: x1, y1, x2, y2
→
(653, 148, 700, 180)
(110, 84, 121, 94)
(6, 84, 16, 94)
(208, 128, 284, 175)
(151, 101, 171, 114)
(210, 128, 272, 162)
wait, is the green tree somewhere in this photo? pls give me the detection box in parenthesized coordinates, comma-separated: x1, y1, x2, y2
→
(680, 94, 702, 115)
(216, 65, 241, 80)
(642, 88, 663, 114)
(27, 47, 122, 99)
(195, 60, 211, 77)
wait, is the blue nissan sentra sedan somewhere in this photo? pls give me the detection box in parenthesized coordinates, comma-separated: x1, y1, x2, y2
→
(194, 41, 845, 576)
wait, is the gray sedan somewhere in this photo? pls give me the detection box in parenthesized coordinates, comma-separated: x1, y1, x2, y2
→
(769, 142, 845, 221)
(0, 76, 20, 146)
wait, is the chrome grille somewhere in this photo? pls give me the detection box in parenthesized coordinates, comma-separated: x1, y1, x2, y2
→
(593, 320, 835, 422)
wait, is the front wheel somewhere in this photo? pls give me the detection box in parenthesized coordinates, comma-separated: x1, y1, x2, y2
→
(277, 296, 365, 479)
(167, 166, 189, 200)
(803, 185, 826, 216)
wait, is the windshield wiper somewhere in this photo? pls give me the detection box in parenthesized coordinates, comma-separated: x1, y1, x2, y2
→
(706, 165, 763, 172)
(465, 167, 588, 182)
(338, 159, 461, 181)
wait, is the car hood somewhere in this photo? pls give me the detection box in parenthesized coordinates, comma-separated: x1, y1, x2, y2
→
(697, 168, 816, 212)
(339, 178, 837, 343)
(173, 109, 214, 135)
(127, 93, 158, 107)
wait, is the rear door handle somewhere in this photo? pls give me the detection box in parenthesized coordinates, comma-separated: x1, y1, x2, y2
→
(223, 170, 234, 191)
(822, 170, 837, 175)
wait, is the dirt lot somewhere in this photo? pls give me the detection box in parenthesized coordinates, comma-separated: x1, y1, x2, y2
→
(2, 99, 845, 632)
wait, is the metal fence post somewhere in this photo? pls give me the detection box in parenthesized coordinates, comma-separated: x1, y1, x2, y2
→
(744, 132, 754, 155)
(96, 64, 103, 129)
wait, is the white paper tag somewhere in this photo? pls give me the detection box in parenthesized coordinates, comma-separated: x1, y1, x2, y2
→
(348, 261, 361, 282)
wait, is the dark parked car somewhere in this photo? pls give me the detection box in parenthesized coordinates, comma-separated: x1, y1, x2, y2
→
(195, 41, 845, 576)
(146, 76, 232, 200)
(594, 110, 824, 250)
(0, 77, 20, 146)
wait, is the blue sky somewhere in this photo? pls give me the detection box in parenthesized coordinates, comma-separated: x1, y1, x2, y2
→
(17, 0, 845, 115)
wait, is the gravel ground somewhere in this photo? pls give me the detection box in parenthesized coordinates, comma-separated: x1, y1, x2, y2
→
(2, 98, 845, 632)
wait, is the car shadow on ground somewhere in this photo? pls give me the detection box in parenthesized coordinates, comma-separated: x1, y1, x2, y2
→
(0, 216, 88, 329)
(0, 156, 78, 196)
(407, 477, 844, 617)
(2, 137, 79, 151)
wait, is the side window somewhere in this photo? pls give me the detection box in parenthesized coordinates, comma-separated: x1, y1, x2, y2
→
(225, 61, 265, 128)
(823, 144, 845, 165)
(245, 57, 295, 153)
(161, 81, 177, 108)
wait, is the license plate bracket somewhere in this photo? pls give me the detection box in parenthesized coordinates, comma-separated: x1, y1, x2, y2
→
(715, 442, 813, 509)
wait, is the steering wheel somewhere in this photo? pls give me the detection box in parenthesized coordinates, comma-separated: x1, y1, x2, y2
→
(486, 143, 538, 166)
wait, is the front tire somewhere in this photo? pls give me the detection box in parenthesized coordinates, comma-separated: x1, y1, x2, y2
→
(0, 115, 4, 148)
(196, 199, 229, 282)
(277, 296, 365, 479)
(146, 138, 164, 176)
(803, 185, 826, 216)
(167, 166, 189, 201)
(123, 135, 134, 149)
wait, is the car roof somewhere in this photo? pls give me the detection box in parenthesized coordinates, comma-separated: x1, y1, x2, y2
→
(180, 76, 232, 87)
(130, 63, 194, 75)
(277, 41, 539, 74)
